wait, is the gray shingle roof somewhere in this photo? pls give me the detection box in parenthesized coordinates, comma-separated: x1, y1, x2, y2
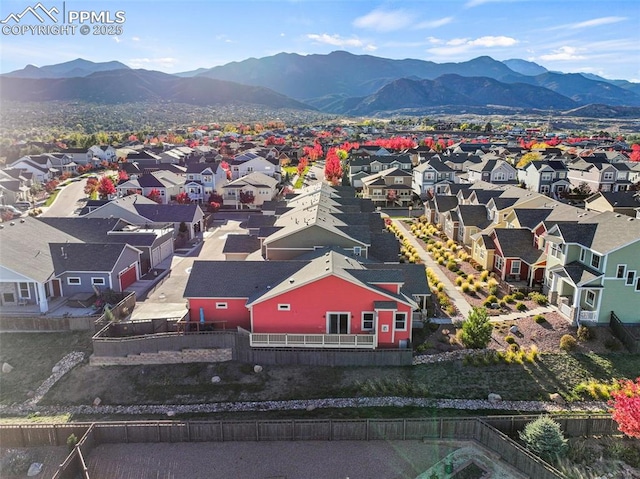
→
(134, 204, 201, 223)
(50, 243, 131, 273)
(493, 229, 542, 264)
(222, 235, 261, 254)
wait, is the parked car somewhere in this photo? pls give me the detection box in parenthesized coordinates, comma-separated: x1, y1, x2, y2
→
(307, 172, 317, 180)
(0, 205, 23, 218)
(13, 201, 32, 211)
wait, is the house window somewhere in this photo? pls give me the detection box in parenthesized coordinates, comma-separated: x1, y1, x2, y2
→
(580, 248, 586, 263)
(585, 290, 596, 307)
(550, 243, 563, 259)
(540, 185, 550, 194)
(616, 265, 626, 279)
(353, 246, 362, 256)
(603, 172, 614, 180)
(278, 304, 291, 311)
(362, 312, 375, 331)
(494, 255, 504, 271)
(424, 172, 434, 180)
(494, 172, 505, 181)
(394, 177, 404, 184)
(626, 271, 635, 286)
(636, 277, 640, 292)
(591, 253, 601, 270)
(67, 277, 81, 285)
(91, 278, 105, 286)
(216, 302, 228, 309)
(19, 282, 30, 299)
(541, 173, 552, 181)
(394, 312, 407, 330)
(511, 260, 521, 275)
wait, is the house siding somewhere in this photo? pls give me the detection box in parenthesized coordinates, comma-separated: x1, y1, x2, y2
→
(188, 298, 250, 330)
(599, 246, 640, 324)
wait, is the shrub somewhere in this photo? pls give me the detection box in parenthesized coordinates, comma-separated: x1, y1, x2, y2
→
(499, 300, 507, 308)
(455, 277, 464, 286)
(461, 282, 471, 293)
(486, 295, 498, 304)
(508, 343, 520, 353)
(560, 334, 577, 351)
(436, 282, 445, 292)
(573, 380, 614, 400)
(480, 270, 489, 281)
(577, 325, 593, 342)
(473, 283, 483, 293)
(459, 307, 493, 349)
(437, 257, 445, 265)
(515, 302, 527, 312)
(67, 433, 78, 451)
(525, 345, 539, 363)
(513, 291, 525, 300)
(534, 314, 546, 324)
(519, 416, 568, 463)
(504, 335, 516, 344)
(467, 275, 475, 284)
(604, 337, 622, 351)
(487, 278, 498, 288)
(445, 305, 457, 316)
(446, 261, 458, 271)
(474, 264, 483, 271)
(482, 299, 494, 308)
(503, 295, 515, 304)
(488, 284, 499, 296)
(529, 292, 548, 305)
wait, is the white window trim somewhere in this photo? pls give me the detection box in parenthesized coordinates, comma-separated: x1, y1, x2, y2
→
(353, 246, 362, 256)
(278, 304, 291, 311)
(585, 290, 596, 307)
(18, 282, 30, 299)
(511, 260, 521, 275)
(91, 277, 106, 286)
(394, 312, 408, 331)
(215, 302, 228, 309)
(494, 255, 504, 271)
(361, 312, 375, 331)
(616, 264, 626, 279)
(67, 277, 81, 285)
(591, 253, 601, 270)
(626, 271, 636, 286)
(580, 248, 586, 262)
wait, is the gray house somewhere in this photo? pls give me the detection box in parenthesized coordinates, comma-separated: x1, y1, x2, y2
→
(518, 160, 570, 197)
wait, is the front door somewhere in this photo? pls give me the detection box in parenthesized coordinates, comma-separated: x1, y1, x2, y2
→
(327, 313, 349, 334)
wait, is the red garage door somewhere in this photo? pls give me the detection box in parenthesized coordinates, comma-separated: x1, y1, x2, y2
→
(119, 265, 137, 291)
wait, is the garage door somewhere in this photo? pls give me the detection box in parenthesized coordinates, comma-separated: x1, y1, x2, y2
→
(119, 265, 138, 291)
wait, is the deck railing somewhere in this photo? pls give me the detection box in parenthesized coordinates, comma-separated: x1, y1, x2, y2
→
(250, 333, 377, 349)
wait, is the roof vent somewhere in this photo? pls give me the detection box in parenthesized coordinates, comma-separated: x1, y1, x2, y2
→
(628, 217, 634, 221)
(20, 219, 25, 223)
(9, 222, 15, 226)
(615, 214, 621, 218)
(289, 278, 294, 284)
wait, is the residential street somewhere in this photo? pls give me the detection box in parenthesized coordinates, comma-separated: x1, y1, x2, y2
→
(40, 178, 88, 217)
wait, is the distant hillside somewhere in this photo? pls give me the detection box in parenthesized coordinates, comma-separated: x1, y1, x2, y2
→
(341, 75, 578, 115)
(502, 59, 547, 76)
(0, 69, 315, 110)
(560, 104, 640, 119)
(3, 58, 130, 79)
(195, 51, 523, 100)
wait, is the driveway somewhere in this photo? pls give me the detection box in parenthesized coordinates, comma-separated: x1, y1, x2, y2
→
(131, 220, 247, 320)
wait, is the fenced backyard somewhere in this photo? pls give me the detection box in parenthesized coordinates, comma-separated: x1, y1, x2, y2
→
(0, 415, 618, 479)
(610, 311, 640, 353)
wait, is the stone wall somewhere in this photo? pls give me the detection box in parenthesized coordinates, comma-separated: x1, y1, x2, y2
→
(89, 348, 232, 366)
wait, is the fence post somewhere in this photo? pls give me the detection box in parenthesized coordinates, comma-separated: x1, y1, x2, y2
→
(255, 421, 259, 441)
(220, 421, 224, 442)
(403, 419, 406, 440)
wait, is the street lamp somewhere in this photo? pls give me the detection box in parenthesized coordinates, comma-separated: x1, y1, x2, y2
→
(409, 205, 413, 218)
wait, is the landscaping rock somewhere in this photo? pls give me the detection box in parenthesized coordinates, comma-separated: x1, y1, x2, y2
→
(491, 303, 500, 309)
(27, 462, 43, 476)
(549, 393, 566, 405)
(509, 325, 519, 334)
(2, 362, 14, 373)
(488, 393, 502, 403)
(51, 365, 61, 374)
(166, 410, 175, 417)
(92, 397, 102, 407)
(211, 376, 221, 383)
(253, 365, 263, 373)
(306, 404, 316, 411)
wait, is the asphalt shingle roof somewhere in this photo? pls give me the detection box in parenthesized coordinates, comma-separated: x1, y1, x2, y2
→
(50, 243, 130, 273)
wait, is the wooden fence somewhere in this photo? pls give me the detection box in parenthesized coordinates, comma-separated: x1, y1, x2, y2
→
(92, 324, 413, 366)
(610, 311, 640, 353)
(2, 415, 618, 479)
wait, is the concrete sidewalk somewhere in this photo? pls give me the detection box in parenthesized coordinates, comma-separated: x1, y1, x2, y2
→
(393, 220, 559, 323)
(393, 219, 472, 319)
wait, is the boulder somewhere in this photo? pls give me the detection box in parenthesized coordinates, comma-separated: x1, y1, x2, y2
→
(253, 365, 263, 373)
(306, 404, 316, 412)
(92, 397, 102, 407)
(488, 393, 502, 403)
(166, 410, 176, 417)
(509, 325, 519, 334)
(2, 362, 14, 373)
(549, 393, 566, 404)
(52, 365, 61, 374)
(27, 463, 43, 476)
(211, 376, 221, 384)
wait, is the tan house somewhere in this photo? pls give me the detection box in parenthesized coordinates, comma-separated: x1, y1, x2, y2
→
(222, 172, 279, 210)
(361, 168, 413, 206)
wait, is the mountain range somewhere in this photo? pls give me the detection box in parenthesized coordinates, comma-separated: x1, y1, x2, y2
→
(2, 52, 640, 115)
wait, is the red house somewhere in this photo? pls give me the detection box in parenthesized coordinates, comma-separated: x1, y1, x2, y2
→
(183, 249, 429, 349)
(490, 228, 545, 285)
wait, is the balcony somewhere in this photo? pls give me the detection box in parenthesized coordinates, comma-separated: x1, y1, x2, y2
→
(250, 333, 377, 349)
(579, 310, 598, 323)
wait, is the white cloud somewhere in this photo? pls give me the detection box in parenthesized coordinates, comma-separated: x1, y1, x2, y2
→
(353, 8, 413, 32)
(539, 46, 586, 61)
(426, 37, 444, 45)
(131, 36, 140, 42)
(113, 36, 121, 44)
(307, 33, 375, 51)
(415, 17, 453, 29)
(427, 35, 519, 56)
(570, 16, 626, 29)
(464, 0, 510, 8)
(128, 57, 178, 69)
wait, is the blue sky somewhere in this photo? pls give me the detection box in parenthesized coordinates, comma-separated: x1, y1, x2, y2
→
(1, 0, 639, 81)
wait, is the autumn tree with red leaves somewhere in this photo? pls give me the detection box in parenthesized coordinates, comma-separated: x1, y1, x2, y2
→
(208, 192, 223, 212)
(146, 188, 162, 204)
(220, 160, 232, 180)
(297, 158, 308, 176)
(175, 192, 190, 204)
(609, 377, 640, 438)
(118, 170, 129, 182)
(97, 176, 116, 199)
(84, 177, 99, 196)
(629, 144, 640, 162)
(324, 149, 343, 185)
(239, 190, 255, 205)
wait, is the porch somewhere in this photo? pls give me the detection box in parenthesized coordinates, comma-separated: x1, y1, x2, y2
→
(249, 333, 377, 349)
